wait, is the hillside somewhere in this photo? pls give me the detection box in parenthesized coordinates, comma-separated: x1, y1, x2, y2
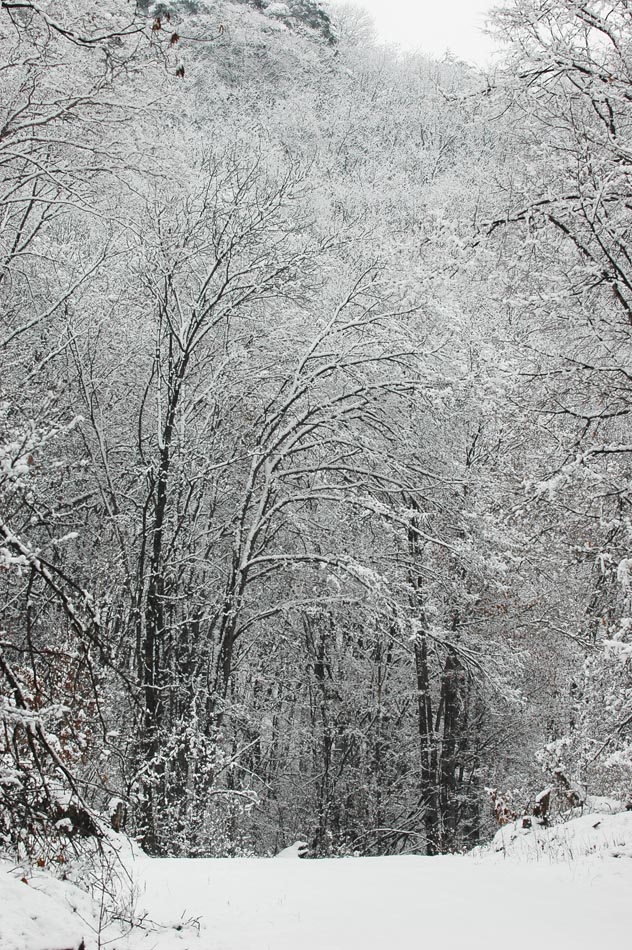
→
(2, 0, 632, 898)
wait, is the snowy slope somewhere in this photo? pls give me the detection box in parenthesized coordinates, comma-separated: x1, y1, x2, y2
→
(490, 809, 632, 861)
(3, 814, 632, 950)
(0, 866, 86, 950)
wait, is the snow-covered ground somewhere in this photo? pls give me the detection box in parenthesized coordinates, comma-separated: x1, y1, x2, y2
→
(3, 814, 632, 950)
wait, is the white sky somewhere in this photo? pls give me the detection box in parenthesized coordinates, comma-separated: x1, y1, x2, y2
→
(328, 0, 500, 66)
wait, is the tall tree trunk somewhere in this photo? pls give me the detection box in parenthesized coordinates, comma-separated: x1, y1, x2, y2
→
(138, 352, 183, 851)
(414, 631, 441, 855)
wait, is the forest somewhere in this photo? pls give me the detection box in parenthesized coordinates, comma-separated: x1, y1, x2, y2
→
(1, 0, 632, 870)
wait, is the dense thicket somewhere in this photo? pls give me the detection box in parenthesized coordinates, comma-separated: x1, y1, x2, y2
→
(1, 0, 631, 863)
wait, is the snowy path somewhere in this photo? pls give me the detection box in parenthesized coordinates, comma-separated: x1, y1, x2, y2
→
(136, 852, 632, 950)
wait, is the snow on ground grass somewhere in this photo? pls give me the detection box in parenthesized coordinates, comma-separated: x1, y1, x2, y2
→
(136, 848, 632, 950)
(3, 813, 632, 950)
